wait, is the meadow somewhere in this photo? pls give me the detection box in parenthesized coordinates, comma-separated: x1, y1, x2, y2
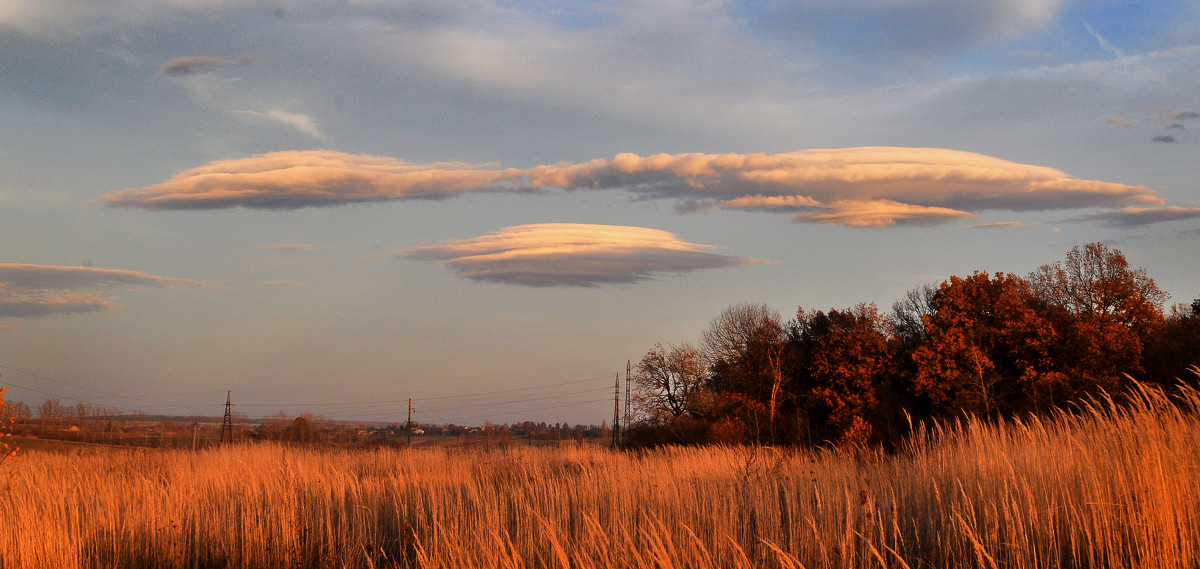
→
(2, 383, 1198, 569)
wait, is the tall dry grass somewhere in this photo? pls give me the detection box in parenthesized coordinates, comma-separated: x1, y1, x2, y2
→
(2, 381, 1198, 569)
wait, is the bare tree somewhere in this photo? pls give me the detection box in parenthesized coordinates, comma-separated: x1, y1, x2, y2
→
(38, 399, 64, 429)
(701, 303, 787, 442)
(633, 343, 707, 422)
(888, 283, 937, 346)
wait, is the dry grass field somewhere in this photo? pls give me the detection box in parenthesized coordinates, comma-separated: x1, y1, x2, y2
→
(2, 382, 1198, 569)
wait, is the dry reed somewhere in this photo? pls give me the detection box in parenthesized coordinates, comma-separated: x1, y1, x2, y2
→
(2, 382, 1198, 569)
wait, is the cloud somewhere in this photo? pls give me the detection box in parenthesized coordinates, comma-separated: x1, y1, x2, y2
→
(1108, 117, 1136, 127)
(232, 109, 325, 140)
(161, 55, 256, 76)
(397, 223, 761, 287)
(0, 263, 208, 318)
(1168, 123, 1186, 130)
(786, 199, 979, 227)
(719, 195, 977, 227)
(101, 150, 524, 210)
(1083, 206, 1200, 227)
(754, 0, 1062, 61)
(524, 147, 1161, 215)
(264, 280, 305, 288)
(718, 195, 823, 212)
(1161, 109, 1200, 120)
(1153, 135, 1177, 143)
(1084, 22, 1125, 59)
(259, 243, 319, 252)
(960, 221, 1028, 229)
(102, 148, 1165, 226)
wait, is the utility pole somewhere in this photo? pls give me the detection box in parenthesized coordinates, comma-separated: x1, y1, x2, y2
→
(624, 360, 631, 434)
(612, 373, 620, 448)
(406, 398, 413, 446)
(220, 391, 233, 444)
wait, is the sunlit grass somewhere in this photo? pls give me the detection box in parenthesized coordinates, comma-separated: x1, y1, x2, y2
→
(2, 382, 1198, 568)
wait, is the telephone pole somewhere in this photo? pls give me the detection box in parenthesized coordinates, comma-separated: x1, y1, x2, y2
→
(611, 373, 620, 448)
(220, 391, 233, 444)
(406, 398, 413, 446)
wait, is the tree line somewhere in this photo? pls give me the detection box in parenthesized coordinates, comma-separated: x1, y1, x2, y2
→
(625, 243, 1200, 448)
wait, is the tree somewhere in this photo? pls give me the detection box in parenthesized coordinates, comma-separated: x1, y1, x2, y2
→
(1030, 243, 1167, 385)
(912, 272, 1062, 416)
(1, 384, 16, 468)
(286, 415, 315, 442)
(1143, 299, 1200, 385)
(888, 283, 937, 348)
(38, 399, 65, 430)
(633, 343, 707, 422)
(790, 303, 891, 447)
(1029, 243, 1166, 337)
(701, 303, 787, 442)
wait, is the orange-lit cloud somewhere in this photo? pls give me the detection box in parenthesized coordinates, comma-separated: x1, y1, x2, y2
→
(718, 195, 822, 211)
(103, 147, 1162, 227)
(787, 200, 979, 227)
(720, 195, 978, 227)
(0, 263, 208, 318)
(398, 223, 760, 287)
(527, 147, 1159, 213)
(102, 151, 524, 210)
(961, 221, 1028, 229)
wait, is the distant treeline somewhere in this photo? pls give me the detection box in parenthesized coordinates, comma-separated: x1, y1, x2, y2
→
(0, 402, 606, 448)
(624, 243, 1200, 448)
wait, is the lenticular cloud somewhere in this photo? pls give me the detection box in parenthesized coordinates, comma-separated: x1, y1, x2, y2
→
(102, 147, 1162, 227)
(398, 223, 760, 287)
(0, 264, 208, 318)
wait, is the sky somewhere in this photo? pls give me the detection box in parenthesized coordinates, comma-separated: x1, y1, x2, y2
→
(1, 0, 1197, 426)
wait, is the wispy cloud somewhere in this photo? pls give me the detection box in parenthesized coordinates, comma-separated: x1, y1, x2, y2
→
(397, 223, 761, 287)
(1161, 109, 1200, 120)
(1153, 134, 1177, 143)
(263, 280, 305, 288)
(232, 109, 325, 140)
(259, 242, 320, 252)
(161, 55, 256, 76)
(1084, 22, 1125, 59)
(960, 221, 1028, 229)
(102, 147, 1161, 227)
(1083, 206, 1200, 227)
(0, 263, 209, 318)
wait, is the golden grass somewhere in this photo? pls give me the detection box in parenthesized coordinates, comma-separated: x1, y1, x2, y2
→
(2, 382, 1198, 569)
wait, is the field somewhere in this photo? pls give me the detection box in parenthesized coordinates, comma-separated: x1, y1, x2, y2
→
(2, 384, 1198, 569)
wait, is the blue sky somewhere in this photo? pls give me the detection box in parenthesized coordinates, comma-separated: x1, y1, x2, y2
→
(1, 0, 1197, 425)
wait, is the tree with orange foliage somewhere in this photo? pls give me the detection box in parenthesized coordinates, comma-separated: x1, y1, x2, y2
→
(1030, 243, 1166, 388)
(1, 383, 17, 468)
(912, 272, 1064, 416)
(790, 303, 890, 447)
